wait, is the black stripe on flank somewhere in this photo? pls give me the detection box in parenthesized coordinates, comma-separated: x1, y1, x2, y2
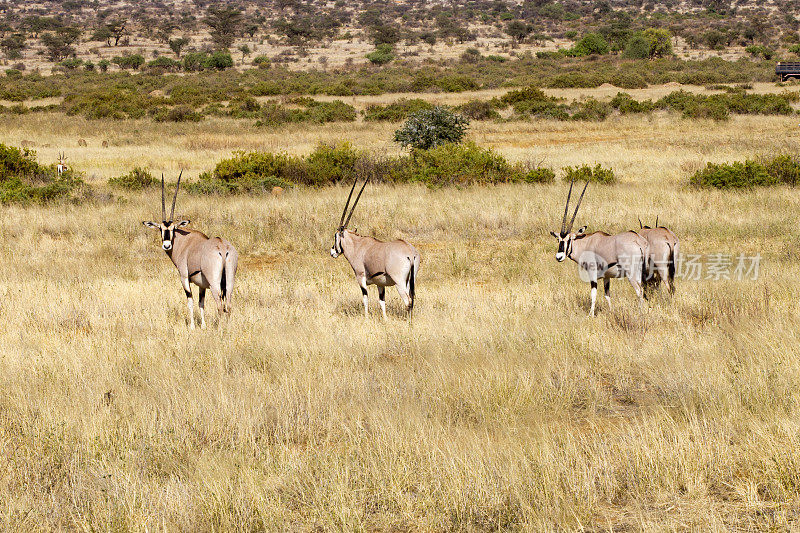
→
(189, 270, 201, 278)
(369, 271, 385, 278)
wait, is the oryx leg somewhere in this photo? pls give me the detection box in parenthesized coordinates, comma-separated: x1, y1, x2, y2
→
(378, 285, 387, 321)
(359, 276, 368, 317)
(198, 287, 207, 330)
(604, 279, 612, 310)
(589, 281, 598, 317)
(182, 278, 194, 330)
(394, 277, 412, 312)
(627, 274, 647, 307)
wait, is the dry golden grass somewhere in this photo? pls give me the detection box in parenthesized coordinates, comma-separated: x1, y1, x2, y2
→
(1, 111, 800, 529)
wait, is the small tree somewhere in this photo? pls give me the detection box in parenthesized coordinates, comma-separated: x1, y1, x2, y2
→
(169, 37, 189, 57)
(204, 6, 243, 50)
(505, 20, 532, 43)
(394, 106, 469, 151)
(623, 32, 650, 59)
(0, 34, 26, 59)
(642, 28, 672, 58)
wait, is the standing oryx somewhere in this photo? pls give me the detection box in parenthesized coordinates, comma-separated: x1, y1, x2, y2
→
(550, 180, 649, 317)
(143, 172, 238, 329)
(637, 217, 679, 295)
(56, 152, 67, 175)
(330, 178, 421, 320)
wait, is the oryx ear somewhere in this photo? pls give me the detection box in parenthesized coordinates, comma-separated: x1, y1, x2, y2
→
(176, 220, 190, 227)
(549, 231, 559, 239)
(576, 225, 587, 235)
(143, 221, 159, 229)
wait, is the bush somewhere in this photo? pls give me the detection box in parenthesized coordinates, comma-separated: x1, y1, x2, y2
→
(690, 160, 775, 189)
(457, 100, 500, 120)
(610, 92, 654, 113)
(562, 164, 616, 184)
(153, 105, 204, 122)
(567, 33, 610, 56)
(0, 143, 84, 204)
(252, 55, 271, 68)
(394, 106, 469, 151)
(112, 54, 145, 70)
(363, 98, 433, 121)
(407, 141, 514, 186)
(571, 98, 611, 121)
(366, 44, 395, 65)
(146, 56, 182, 72)
(108, 167, 159, 190)
(520, 165, 556, 183)
(762, 154, 800, 186)
(623, 33, 650, 59)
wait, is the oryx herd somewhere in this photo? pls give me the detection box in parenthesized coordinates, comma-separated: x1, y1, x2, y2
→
(143, 173, 678, 327)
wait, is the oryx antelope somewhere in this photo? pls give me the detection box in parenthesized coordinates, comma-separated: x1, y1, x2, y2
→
(550, 180, 649, 317)
(56, 152, 67, 175)
(637, 216, 679, 295)
(330, 178, 421, 320)
(143, 173, 238, 329)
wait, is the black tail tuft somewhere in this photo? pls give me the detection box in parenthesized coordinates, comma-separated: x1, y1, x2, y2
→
(408, 259, 416, 312)
(220, 265, 227, 300)
(667, 244, 675, 282)
(640, 250, 649, 300)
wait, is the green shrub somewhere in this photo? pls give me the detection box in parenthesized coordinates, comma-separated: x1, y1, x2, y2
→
(112, 54, 145, 70)
(146, 56, 182, 72)
(407, 141, 514, 186)
(62, 88, 157, 120)
(304, 142, 361, 185)
(394, 106, 469, 151)
(623, 33, 650, 59)
(108, 167, 159, 190)
(363, 98, 433, 121)
(366, 44, 395, 65)
(690, 160, 775, 189)
(0, 143, 84, 204)
(457, 100, 500, 120)
(303, 100, 357, 123)
(610, 92, 654, 113)
(562, 164, 616, 184)
(252, 55, 271, 68)
(520, 165, 556, 183)
(761, 155, 800, 186)
(153, 105, 204, 122)
(571, 98, 611, 121)
(567, 33, 610, 56)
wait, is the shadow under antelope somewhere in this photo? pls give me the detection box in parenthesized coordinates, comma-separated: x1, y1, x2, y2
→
(143, 173, 238, 329)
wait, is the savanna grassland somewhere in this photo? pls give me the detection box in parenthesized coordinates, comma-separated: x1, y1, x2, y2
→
(3, 96, 800, 530)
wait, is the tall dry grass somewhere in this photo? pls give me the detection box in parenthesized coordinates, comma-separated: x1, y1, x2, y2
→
(1, 112, 800, 529)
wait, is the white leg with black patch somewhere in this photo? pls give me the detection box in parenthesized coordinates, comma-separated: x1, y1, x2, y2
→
(198, 287, 207, 330)
(589, 281, 597, 317)
(378, 286, 386, 321)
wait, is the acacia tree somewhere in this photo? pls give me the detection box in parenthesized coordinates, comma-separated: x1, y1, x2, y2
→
(505, 20, 532, 43)
(41, 27, 81, 61)
(204, 6, 242, 50)
(1, 33, 26, 59)
(106, 18, 127, 46)
(169, 36, 189, 57)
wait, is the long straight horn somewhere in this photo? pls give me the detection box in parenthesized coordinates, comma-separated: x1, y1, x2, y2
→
(561, 178, 574, 234)
(161, 173, 166, 221)
(567, 180, 588, 232)
(638, 216, 643, 229)
(655, 215, 659, 228)
(338, 178, 358, 227)
(170, 170, 182, 220)
(343, 178, 369, 229)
